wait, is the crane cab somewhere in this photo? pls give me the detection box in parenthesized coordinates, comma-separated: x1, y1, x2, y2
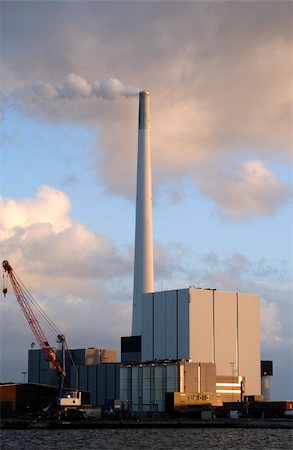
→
(60, 390, 82, 407)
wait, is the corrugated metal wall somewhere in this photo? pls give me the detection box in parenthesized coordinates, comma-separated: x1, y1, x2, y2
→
(70, 363, 120, 406)
(120, 363, 180, 413)
(141, 288, 260, 396)
(141, 289, 190, 361)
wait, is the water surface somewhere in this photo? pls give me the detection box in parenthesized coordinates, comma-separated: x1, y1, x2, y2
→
(1, 428, 293, 449)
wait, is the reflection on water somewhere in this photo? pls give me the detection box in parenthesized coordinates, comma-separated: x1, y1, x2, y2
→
(1, 428, 293, 450)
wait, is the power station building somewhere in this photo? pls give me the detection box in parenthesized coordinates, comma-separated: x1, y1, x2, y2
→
(120, 360, 248, 412)
(141, 288, 260, 396)
(121, 287, 260, 411)
(28, 348, 119, 406)
(26, 90, 266, 414)
(121, 90, 262, 412)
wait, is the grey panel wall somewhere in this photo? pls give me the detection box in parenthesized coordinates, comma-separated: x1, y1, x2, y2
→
(115, 364, 120, 399)
(28, 350, 40, 383)
(79, 365, 88, 392)
(39, 352, 50, 385)
(88, 365, 97, 405)
(120, 366, 131, 404)
(71, 349, 85, 366)
(154, 365, 164, 411)
(106, 364, 117, 401)
(142, 289, 190, 361)
(121, 352, 141, 363)
(120, 362, 180, 413)
(141, 293, 154, 360)
(131, 367, 139, 405)
(70, 370, 76, 391)
(97, 364, 106, 406)
(166, 364, 179, 392)
(165, 290, 178, 359)
(140, 287, 260, 397)
(177, 289, 189, 359)
(142, 366, 151, 405)
(154, 292, 166, 359)
(28, 348, 120, 405)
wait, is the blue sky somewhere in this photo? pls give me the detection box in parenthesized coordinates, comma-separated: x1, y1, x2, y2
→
(1, 1, 292, 400)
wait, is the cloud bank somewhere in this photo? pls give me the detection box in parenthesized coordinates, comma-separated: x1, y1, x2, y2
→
(1, 185, 132, 283)
(1, 1, 292, 399)
(1, 187, 292, 398)
(196, 251, 293, 400)
(196, 160, 292, 220)
(0, 186, 131, 379)
(1, 1, 291, 218)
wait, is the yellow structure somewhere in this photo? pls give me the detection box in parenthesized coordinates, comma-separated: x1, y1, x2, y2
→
(172, 392, 212, 410)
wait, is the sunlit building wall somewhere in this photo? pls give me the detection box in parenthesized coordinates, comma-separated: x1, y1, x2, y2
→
(120, 361, 217, 413)
(141, 287, 260, 396)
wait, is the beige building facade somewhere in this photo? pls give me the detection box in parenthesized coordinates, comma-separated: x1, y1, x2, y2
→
(141, 287, 260, 396)
(120, 360, 246, 412)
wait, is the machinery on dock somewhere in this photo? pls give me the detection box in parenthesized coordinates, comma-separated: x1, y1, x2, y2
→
(2, 260, 81, 409)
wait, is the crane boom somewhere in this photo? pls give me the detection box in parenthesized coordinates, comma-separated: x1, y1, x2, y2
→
(2, 260, 65, 378)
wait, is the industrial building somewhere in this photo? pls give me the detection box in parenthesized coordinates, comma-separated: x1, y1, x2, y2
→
(0, 383, 91, 418)
(28, 348, 118, 406)
(22, 90, 270, 416)
(141, 287, 260, 396)
(0, 383, 57, 418)
(121, 91, 263, 413)
(120, 360, 247, 413)
(120, 361, 216, 413)
(69, 362, 120, 407)
(220, 400, 293, 419)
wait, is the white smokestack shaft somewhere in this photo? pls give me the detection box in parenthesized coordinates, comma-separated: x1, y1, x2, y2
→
(132, 91, 154, 336)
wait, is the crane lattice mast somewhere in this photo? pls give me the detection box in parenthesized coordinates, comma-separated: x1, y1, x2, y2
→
(2, 260, 65, 379)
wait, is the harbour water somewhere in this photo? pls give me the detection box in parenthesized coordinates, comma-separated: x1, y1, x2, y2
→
(1, 428, 292, 450)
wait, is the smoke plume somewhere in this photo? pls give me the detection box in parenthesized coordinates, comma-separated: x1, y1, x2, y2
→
(12, 74, 139, 106)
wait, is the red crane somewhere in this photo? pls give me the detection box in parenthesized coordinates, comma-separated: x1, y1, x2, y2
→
(2, 260, 66, 399)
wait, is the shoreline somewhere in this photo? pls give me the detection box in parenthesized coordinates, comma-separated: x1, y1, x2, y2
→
(2, 418, 293, 430)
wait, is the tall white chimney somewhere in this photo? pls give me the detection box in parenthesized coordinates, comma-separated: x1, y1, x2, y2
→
(131, 91, 154, 336)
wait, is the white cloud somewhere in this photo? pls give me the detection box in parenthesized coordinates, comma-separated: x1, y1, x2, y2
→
(1, 1, 292, 398)
(0, 186, 133, 381)
(1, 187, 292, 397)
(58, 73, 92, 99)
(0, 185, 72, 236)
(261, 299, 282, 345)
(261, 298, 293, 400)
(1, 2, 291, 211)
(1, 186, 133, 282)
(32, 80, 57, 101)
(196, 160, 292, 219)
(196, 251, 293, 399)
(196, 251, 293, 351)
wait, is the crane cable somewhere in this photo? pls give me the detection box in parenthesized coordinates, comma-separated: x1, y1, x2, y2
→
(3, 263, 79, 388)
(3, 270, 8, 297)
(17, 272, 62, 336)
(64, 340, 79, 391)
(4, 267, 63, 337)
